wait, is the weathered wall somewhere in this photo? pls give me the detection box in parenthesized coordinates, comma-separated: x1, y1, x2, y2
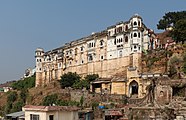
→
(155, 85, 172, 105)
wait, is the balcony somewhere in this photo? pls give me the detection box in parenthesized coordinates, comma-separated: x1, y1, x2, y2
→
(117, 44, 123, 49)
(66, 54, 73, 60)
(132, 38, 140, 44)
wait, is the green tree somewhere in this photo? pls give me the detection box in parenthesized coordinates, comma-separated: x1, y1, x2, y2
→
(11, 75, 35, 90)
(171, 19, 186, 43)
(168, 56, 182, 77)
(5, 103, 12, 114)
(60, 72, 81, 88)
(157, 11, 186, 30)
(20, 89, 28, 103)
(72, 79, 89, 89)
(11, 101, 24, 113)
(7, 91, 18, 103)
(42, 94, 58, 106)
(72, 74, 99, 89)
(84, 74, 99, 82)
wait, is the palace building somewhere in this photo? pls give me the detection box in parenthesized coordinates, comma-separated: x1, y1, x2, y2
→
(35, 14, 160, 98)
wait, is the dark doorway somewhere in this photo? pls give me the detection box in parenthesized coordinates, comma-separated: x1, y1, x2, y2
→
(132, 84, 138, 94)
(129, 80, 139, 97)
(49, 115, 54, 120)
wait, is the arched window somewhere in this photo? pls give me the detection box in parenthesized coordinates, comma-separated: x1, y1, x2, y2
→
(138, 21, 140, 26)
(80, 46, 84, 51)
(100, 40, 104, 46)
(114, 39, 116, 45)
(131, 33, 133, 38)
(134, 33, 137, 37)
(121, 38, 123, 42)
(125, 25, 128, 31)
(88, 54, 93, 61)
(125, 36, 128, 43)
(134, 21, 137, 26)
(108, 31, 111, 36)
(119, 50, 122, 57)
(75, 48, 78, 55)
(138, 32, 140, 38)
(134, 45, 137, 49)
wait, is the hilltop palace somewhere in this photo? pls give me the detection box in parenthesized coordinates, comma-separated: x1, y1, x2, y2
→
(35, 14, 161, 98)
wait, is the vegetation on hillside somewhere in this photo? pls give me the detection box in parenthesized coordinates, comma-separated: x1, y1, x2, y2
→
(157, 11, 186, 43)
(142, 48, 170, 72)
(157, 11, 186, 30)
(11, 74, 35, 90)
(60, 72, 99, 89)
(60, 72, 81, 88)
(42, 94, 79, 106)
(0, 75, 35, 115)
(5, 90, 25, 114)
(171, 19, 186, 44)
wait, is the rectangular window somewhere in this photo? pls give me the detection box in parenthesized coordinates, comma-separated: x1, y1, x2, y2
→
(49, 115, 54, 120)
(30, 114, 39, 120)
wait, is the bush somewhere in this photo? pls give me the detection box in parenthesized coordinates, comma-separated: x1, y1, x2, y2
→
(11, 101, 24, 113)
(80, 96, 84, 107)
(20, 89, 28, 103)
(72, 74, 99, 89)
(169, 56, 181, 65)
(84, 74, 99, 82)
(60, 72, 81, 88)
(42, 94, 58, 106)
(91, 101, 99, 110)
(7, 91, 18, 103)
(5, 103, 12, 114)
(11, 75, 35, 90)
(72, 79, 89, 89)
(42, 94, 80, 106)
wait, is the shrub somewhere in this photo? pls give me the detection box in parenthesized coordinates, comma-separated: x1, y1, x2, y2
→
(72, 79, 89, 89)
(91, 101, 99, 110)
(42, 94, 80, 106)
(5, 103, 12, 114)
(80, 96, 84, 107)
(7, 91, 17, 103)
(182, 62, 186, 74)
(84, 74, 99, 82)
(42, 94, 58, 106)
(60, 72, 81, 88)
(11, 101, 24, 113)
(20, 89, 28, 103)
(11, 75, 35, 90)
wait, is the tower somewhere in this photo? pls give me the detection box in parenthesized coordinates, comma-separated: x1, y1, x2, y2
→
(129, 14, 143, 54)
(35, 48, 44, 87)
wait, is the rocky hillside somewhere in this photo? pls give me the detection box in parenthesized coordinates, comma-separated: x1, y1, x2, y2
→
(141, 44, 186, 77)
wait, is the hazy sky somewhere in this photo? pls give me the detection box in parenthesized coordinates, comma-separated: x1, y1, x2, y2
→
(0, 0, 185, 83)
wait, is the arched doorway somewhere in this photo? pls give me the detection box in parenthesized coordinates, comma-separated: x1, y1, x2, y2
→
(129, 80, 139, 98)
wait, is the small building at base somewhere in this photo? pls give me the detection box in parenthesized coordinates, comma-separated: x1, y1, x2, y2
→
(22, 105, 80, 120)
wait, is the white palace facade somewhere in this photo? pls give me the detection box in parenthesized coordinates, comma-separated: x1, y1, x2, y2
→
(35, 14, 160, 97)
